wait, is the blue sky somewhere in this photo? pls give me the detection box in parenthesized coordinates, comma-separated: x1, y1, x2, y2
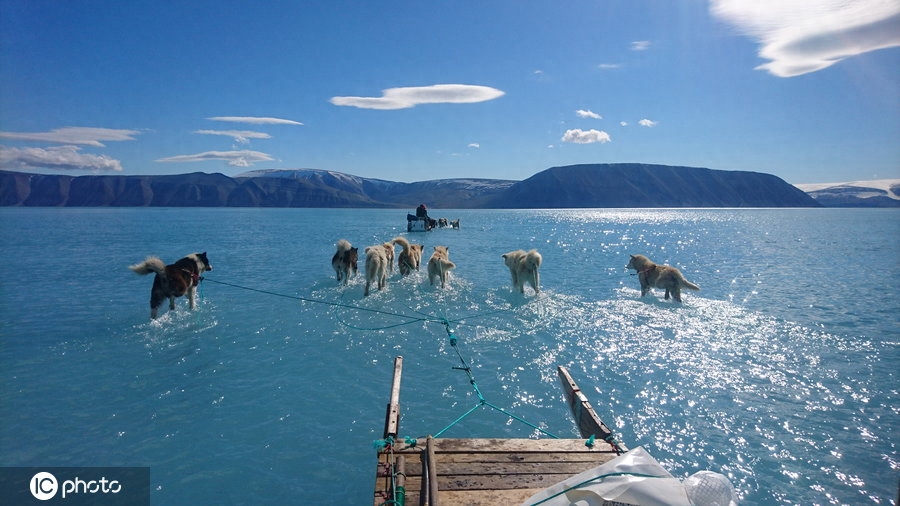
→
(1, 0, 898, 184)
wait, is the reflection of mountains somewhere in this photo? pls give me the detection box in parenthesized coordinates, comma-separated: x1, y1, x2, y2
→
(1, 163, 822, 208)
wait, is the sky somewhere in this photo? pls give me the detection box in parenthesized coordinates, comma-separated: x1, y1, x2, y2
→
(0, 0, 898, 185)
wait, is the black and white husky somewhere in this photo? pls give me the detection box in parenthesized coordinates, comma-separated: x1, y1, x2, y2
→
(130, 252, 212, 318)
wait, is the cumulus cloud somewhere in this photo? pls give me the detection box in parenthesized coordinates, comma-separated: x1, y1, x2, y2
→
(631, 41, 651, 51)
(330, 84, 505, 110)
(156, 150, 274, 167)
(576, 109, 603, 119)
(710, 0, 900, 77)
(207, 116, 303, 125)
(638, 119, 658, 127)
(0, 145, 124, 172)
(194, 130, 272, 144)
(0, 127, 140, 147)
(561, 129, 611, 144)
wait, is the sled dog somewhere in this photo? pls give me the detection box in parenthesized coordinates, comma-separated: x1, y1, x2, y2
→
(332, 239, 358, 285)
(427, 245, 456, 288)
(391, 237, 423, 276)
(502, 249, 542, 294)
(626, 254, 699, 302)
(130, 252, 213, 319)
(364, 245, 389, 296)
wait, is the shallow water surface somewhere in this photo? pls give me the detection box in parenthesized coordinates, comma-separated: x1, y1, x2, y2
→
(1, 207, 897, 505)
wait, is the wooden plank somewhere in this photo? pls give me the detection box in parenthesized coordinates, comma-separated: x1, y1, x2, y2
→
(557, 366, 627, 453)
(383, 356, 403, 439)
(428, 438, 619, 454)
(438, 488, 545, 505)
(426, 435, 440, 506)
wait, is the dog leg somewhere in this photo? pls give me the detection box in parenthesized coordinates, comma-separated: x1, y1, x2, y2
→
(664, 288, 670, 300)
(188, 286, 196, 310)
(169, 296, 176, 311)
(671, 288, 681, 303)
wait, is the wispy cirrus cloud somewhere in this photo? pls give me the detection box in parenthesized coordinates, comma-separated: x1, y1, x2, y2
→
(576, 109, 602, 119)
(330, 84, 505, 110)
(631, 41, 651, 51)
(207, 116, 303, 125)
(468, 143, 480, 148)
(0, 145, 124, 172)
(156, 150, 274, 167)
(598, 63, 621, 70)
(0, 127, 140, 147)
(710, 0, 900, 77)
(561, 129, 611, 144)
(638, 119, 658, 127)
(194, 130, 272, 144)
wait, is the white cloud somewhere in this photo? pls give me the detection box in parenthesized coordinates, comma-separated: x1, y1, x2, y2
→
(620, 121, 629, 127)
(194, 130, 272, 144)
(0, 127, 140, 147)
(330, 84, 505, 110)
(561, 129, 611, 144)
(710, 0, 900, 77)
(638, 119, 658, 127)
(156, 150, 274, 167)
(207, 116, 303, 125)
(0, 145, 124, 172)
(631, 41, 651, 51)
(576, 109, 603, 119)
(598, 63, 621, 70)
(468, 143, 480, 148)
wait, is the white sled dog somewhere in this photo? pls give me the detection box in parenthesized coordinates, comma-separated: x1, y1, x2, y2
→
(130, 252, 213, 319)
(364, 244, 389, 296)
(391, 237, 423, 276)
(626, 254, 700, 302)
(427, 245, 456, 288)
(502, 249, 542, 294)
(331, 239, 358, 285)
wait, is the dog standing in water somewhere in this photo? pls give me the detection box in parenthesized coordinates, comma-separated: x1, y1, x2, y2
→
(391, 236, 423, 276)
(502, 249, 542, 294)
(427, 245, 456, 288)
(364, 244, 389, 296)
(130, 252, 213, 318)
(626, 254, 699, 302)
(332, 239, 358, 285)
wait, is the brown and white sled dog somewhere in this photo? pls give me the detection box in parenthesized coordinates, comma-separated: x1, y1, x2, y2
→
(332, 239, 358, 285)
(364, 244, 389, 296)
(391, 237, 423, 276)
(427, 245, 456, 288)
(502, 249, 542, 294)
(626, 254, 699, 302)
(130, 252, 213, 319)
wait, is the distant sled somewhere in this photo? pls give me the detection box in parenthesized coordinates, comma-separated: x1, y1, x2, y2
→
(407, 213, 434, 232)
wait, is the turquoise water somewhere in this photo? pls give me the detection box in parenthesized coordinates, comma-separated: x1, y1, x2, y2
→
(1, 207, 897, 505)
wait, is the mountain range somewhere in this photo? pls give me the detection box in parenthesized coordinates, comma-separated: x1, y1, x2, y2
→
(0, 163, 885, 208)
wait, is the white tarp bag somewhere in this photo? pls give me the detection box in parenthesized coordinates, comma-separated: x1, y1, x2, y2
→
(521, 446, 738, 506)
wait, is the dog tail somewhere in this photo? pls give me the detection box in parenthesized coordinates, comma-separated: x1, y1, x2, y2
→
(336, 239, 352, 252)
(680, 276, 700, 291)
(130, 256, 166, 276)
(440, 259, 456, 271)
(391, 236, 410, 250)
